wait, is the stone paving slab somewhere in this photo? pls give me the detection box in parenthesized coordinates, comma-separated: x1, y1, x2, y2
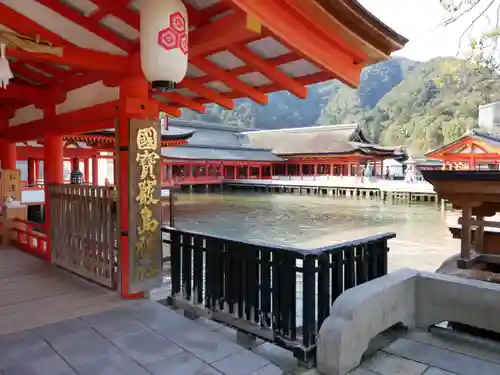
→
(0, 300, 282, 375)
(340, 329, 500, 375)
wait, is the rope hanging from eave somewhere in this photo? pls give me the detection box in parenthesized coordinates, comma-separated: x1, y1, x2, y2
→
(0, 30, 63, 57)
(0, 43, 13, 89)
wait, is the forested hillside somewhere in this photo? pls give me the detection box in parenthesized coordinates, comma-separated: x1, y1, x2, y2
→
(180, 57, 500, 154)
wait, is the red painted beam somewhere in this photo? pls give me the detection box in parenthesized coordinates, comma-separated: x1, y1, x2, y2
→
(158, 92, 206, 114)
(91, 0, 140, 30)
(0, 84, 47, 103)
(190, 12, 260, 56)
(17, 146, 99, 159)
(230, 0, 362, 88)
(37, 0, 135, 53)
(0, 4, 68, 45)
(7, 47, 130, 74)
(0, 102, 118, 142)
(0, 4, 130, 72)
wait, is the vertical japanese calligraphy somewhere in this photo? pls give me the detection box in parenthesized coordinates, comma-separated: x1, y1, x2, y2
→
(2, 169, 20, 201)
(125, 119, 163, 293)
(135, 126, 160, 281)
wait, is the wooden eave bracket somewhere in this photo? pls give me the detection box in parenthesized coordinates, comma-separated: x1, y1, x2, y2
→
(0, 30, 62, 56)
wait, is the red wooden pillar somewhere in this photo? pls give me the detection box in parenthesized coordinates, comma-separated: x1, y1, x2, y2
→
(37, 160, 43, 183)
(72, 157, 80, 171)
(246, 163, 250, 179)
(299, 163, 303, 177)
(116, 74, 160, 299)
(27, 158, 37, 186)
(258, 165, 262, 179)
(84, 158, 90, 182)
(92, 155, 99, 185)
(233, 164, 238, 179)
(44, 134, 63, 262)
(469, 157, 476, 170)
(0, 139, 17, 170)
(117, 76, 142, 298)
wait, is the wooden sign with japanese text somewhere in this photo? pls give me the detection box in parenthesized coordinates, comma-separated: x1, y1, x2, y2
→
(127, 118, 163, 293)
(3, 169, 21, 201)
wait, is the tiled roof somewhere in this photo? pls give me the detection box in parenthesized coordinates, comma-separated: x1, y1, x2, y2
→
(162, 145, 283, 161)
(243, 124, 405, 156)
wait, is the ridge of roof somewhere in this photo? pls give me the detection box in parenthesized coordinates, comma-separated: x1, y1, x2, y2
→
(166, 143, 275, 153)
(242, 123, 359, 135)
(344, 0, 408, 47)
(168, 119, 255, 133)
(472, 129, 500, 142)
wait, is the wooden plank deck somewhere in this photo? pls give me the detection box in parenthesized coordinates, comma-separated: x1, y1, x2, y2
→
(0, 247, 126, 335)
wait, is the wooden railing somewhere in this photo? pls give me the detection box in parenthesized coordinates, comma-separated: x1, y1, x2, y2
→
(170, 175, 225, 185)
(162, 227, 395, 363)
(9, 218, 48, 259)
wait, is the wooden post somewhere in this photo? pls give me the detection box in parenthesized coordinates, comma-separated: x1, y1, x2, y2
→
(92, 155, 99, 185)
(475, 215, 485, 254)
(0, 139, 17, 170)
(36, 160, 43, 184)
(44, 134, 63, 262)
(116, 74, 162, 298)
(27, 158, 37, 187)
(84, 158, 90, 183)
(460, 205, 472, 262)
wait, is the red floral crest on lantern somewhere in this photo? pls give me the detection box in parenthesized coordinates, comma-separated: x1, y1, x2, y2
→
(157, 11, 188, 55)
(179, 33, 188, 55)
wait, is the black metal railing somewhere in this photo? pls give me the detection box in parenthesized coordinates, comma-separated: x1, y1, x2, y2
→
(161, 227, 395, 363)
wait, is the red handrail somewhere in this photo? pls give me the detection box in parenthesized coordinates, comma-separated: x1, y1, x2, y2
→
(8, 218, 48, 260)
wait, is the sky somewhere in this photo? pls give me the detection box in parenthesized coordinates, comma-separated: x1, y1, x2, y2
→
(359, 0, 498, 61)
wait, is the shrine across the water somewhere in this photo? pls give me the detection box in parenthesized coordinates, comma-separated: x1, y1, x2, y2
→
(245, 124, 406, 178)
(425, 130, 500, 170)
(160, 122, 407, 184)
(0, 0, 407, 299)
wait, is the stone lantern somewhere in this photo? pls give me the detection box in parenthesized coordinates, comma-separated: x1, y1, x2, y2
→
(70, 158, 83, 184)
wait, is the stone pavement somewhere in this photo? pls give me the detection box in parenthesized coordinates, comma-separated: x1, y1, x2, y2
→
(0, 299, 285, 375)
(299, 328, 500, 375)
(352, 329, 500, 375)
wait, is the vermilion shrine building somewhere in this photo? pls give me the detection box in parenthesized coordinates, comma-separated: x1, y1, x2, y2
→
(0, 0, 406, 300)
(425, 102, 500, 170)
(244, 124, 406, 178)
(79, 120, 404, 187)
(426, 130, 500, 171)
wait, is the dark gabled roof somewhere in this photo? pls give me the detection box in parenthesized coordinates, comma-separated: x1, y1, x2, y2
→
(160, 120, 281, 162)
(426, 130, 500, 157)
(472, 130, 500, 148)
(243, 124, 405, 157)
(84, 129, 196, 142)
(162, 144, 283, 162)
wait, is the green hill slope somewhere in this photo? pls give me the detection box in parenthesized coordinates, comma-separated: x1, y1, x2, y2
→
(180, 57, 500, 154)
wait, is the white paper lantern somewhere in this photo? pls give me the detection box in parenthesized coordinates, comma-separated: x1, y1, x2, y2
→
(140, 0, 188, 90)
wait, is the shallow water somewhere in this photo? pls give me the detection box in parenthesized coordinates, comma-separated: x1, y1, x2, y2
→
(172, 192, 458, 273)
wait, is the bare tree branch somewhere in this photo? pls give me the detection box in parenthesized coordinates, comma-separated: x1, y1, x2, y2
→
(441, 0, 500, 69)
